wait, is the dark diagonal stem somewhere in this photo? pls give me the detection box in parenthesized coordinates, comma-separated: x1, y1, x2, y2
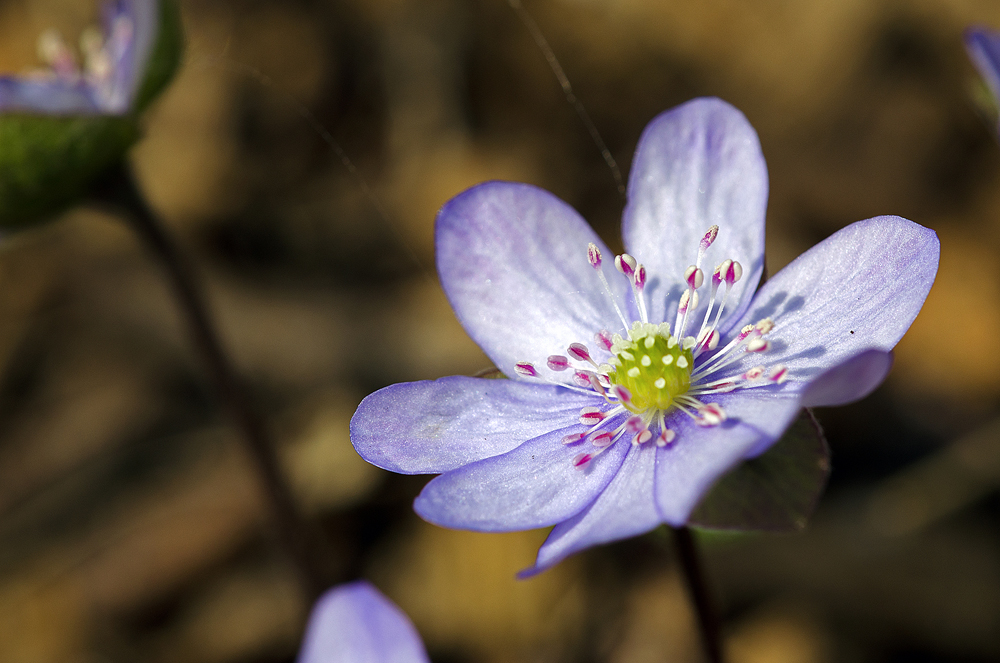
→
(97, 162, 325, 603)
(674, 526, 724, 663)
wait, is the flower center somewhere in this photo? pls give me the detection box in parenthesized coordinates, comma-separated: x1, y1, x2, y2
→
(606, 322, 693, 415)
(513, 225, 789, 469)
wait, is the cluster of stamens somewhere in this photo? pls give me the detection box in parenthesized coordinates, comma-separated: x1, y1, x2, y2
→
(33, 13, 134, 110)
(514, 225, 788, 469)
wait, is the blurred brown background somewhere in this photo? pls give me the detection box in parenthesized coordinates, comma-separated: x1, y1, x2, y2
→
(0, 0, 999, 661)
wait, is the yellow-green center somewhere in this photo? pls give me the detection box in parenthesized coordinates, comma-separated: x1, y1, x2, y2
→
(606, 323, 693, 414)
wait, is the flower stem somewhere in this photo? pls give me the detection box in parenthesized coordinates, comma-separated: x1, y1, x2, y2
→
(95, 162, 326, 603)
(674, 526, 724, 663)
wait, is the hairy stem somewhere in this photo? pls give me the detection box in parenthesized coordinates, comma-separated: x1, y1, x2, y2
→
(97, 162, 326, 602)
(674, 526, 724, 663)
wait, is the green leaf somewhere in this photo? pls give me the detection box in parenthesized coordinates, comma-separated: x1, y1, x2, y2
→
(688, 409, 830, 532)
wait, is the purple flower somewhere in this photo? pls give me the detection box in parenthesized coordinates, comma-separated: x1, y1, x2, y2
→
(297, 581, 430, 663)
(966, 27, 1000, 124)
(351, 98, 939, 574)
(0, 0, 158, 115)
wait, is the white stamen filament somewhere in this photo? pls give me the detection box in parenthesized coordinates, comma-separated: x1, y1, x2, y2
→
(690, 324, 764, 379)
(594, 262, 629, 331)
(696, 275, 722, 341)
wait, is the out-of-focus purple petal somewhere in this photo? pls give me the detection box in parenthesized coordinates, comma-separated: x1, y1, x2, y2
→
(721, 215, 938, 386)
(654, 392, 801, 524)
(801, 349, 894, 407)
(0, 77, 99, 113)
(414, 420, 630, 531)
(101, 0, 159, 112)
(351, 376, 600, 474)
(524, 443, 658, 575)
(622, 97, 767, 333)
(436, 181, 635, 381)
(966, 27, 1000, 113)
(297, 581, 429, 663)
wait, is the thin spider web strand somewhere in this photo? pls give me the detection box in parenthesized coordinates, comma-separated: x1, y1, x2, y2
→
(507, 0, 626, 202)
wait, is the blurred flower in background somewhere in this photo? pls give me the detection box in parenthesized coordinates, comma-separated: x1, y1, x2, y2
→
(297, 581, 429, 663)
(965, 26, 1000, 130)
(2, 0, 157, 114)
(0, 0, 181, 228)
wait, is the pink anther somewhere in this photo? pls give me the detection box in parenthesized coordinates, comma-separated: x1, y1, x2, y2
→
(755, 318, 774, 334)
(655, 428, 677, 447)
(573, 452, 593, 469)
(699, 225, 719, 253)
(625, 415, 645, 433)
(677, 290, 692, 315)
(572, 371, 593, 388)
(684, 265, 704, 290)
(634, 264, 647, 291)
(562, 432, 586, 445)
(712, 263, 726, 287)
(611, 384, 632, 404)
(769, 365, 788, 383)
(514, 362, 537, 378)
(547, 355, 570, 371)
(615, 254, 636, 278)
(746, 338, 770, 353)
(587, 243, 602, 268)
(633, 429, 653, 445)
(699, 329, 720, 352)
(725, 260, 743, 286)
(595, 330, 614, 351)
(579, 407, 606, 425)
(697, 403, 727, 426)
(568, 343, 592, 363)
(591, 432, 615, 448)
